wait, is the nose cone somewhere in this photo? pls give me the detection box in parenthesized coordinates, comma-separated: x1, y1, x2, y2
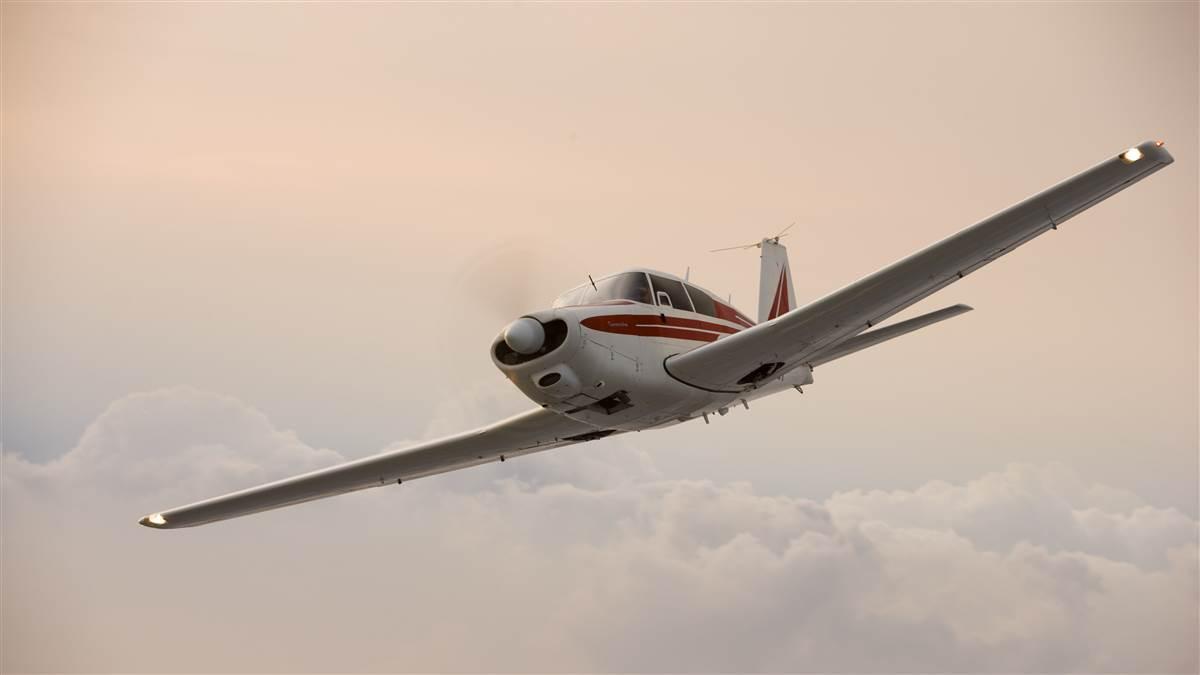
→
(503, 317, 545, 354)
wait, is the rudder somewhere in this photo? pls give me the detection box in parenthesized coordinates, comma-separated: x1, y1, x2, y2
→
(758, 238, 797, 323)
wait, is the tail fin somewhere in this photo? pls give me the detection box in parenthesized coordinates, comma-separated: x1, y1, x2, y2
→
(758, 238, 797, 323)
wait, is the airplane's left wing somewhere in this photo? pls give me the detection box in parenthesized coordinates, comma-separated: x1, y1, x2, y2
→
(665, 140, 1174, 392)
(139, 408, 607, 528)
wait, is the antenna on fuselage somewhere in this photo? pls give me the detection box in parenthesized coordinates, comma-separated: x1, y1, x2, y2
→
(684, 266, 690, 282)
(587, 274, 597, 291)
(709, 222, 795, 253)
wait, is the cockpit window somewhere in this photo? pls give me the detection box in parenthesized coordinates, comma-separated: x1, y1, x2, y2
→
(553, 272, 654, 307)
(649, 274, 694, 312)
(594, 272, 653, 305)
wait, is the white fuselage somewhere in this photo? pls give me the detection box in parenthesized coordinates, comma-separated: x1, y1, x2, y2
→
(491, 273, 812, 432)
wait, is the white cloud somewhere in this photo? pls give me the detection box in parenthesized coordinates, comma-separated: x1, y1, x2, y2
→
(3, 387, 344, 504)
(2, 388, 1196, 673)
(826, 464, 1196, 569)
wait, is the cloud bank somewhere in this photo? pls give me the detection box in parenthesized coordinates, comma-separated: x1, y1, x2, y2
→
(3, 387, 1196, 672)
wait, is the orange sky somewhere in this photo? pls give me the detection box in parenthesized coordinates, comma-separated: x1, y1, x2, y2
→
(7, 2, 1195, 503)
(2, 2, 1197, 672)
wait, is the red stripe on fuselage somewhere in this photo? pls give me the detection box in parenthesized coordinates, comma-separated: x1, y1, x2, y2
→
(559, 300, 635, 308)
(581, 313, 741, 342)
(593, 324, 721, 343)
(714, 301, 755, 328)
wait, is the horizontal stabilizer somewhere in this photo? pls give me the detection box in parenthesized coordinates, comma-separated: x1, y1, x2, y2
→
(808, 304, 973, 367)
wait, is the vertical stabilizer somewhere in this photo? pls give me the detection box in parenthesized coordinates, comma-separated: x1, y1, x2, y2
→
(758, 239, 796, 323)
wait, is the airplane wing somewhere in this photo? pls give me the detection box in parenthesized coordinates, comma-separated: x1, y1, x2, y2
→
(665, 140, 1174, 392)
(139, 408, 609, 528)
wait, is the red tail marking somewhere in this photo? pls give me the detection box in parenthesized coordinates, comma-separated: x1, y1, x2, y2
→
(767, 269, 790, 320)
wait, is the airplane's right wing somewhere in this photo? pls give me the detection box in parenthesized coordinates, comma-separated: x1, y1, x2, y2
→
(665, 140, 1174, 392)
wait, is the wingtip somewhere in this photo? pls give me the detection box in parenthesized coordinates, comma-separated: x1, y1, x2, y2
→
(138, 513, 169, 529)
(1134, 139, 1173, 165)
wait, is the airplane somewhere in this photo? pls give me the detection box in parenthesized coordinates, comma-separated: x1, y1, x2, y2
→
(140, 140, 1174, 529)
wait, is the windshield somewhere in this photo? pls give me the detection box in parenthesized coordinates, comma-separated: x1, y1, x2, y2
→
(553, 272, 653, 307)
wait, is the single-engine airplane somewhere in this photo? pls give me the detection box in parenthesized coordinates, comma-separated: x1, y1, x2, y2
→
(141, 140, 1174, 529)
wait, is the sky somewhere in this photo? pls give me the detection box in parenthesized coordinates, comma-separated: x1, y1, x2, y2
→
(2, 2, 1197, 672)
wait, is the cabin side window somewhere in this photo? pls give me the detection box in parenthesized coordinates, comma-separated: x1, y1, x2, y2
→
(648, 275, 694, 312)
(685, 283, 719, 318)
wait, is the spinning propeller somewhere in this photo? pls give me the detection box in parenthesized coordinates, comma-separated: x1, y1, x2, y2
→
(457, 238, 548, 323)
(456, 238, 559, 355)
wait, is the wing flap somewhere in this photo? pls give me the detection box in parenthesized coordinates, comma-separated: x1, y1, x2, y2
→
(665, 141, 1173, 392)
(139, 408, 601, 528)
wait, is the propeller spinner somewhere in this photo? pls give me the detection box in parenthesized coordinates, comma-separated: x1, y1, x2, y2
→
(502, 317, 545, 354)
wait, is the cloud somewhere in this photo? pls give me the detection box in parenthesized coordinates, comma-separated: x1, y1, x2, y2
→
(2, 387, 344, 504)
(826, 464, 1196, 569)
(2, 388, 1196, 673)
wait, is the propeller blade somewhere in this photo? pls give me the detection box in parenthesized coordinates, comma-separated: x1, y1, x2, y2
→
(710, 222, 797, 252)
(709, 242, 760, 253)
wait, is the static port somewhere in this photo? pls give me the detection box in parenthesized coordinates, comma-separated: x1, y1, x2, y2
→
(537, 372, 562, 387)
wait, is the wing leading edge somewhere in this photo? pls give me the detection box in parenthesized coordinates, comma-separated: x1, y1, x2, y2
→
(139, 408, 606, 528)
(665, 140, 1174, 392)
